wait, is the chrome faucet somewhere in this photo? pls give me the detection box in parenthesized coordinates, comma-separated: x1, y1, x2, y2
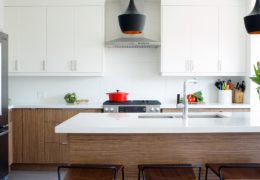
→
(183, 79, 197, 120)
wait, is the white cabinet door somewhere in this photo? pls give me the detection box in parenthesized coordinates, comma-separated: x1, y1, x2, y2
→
(191, 7, 219, 73)
(47, 7, 74, 73)
(219, 6, 246, 75)
(5, 7, 46, 73)
(4, 7, 19, 72)
(161, 6, 191, 73)
(18, 7, 46, 72)
(0, 0, 3, 32)
(74, 6, 104, 73)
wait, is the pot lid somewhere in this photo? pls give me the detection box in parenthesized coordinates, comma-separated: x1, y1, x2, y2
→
(107, 90, 129, 95)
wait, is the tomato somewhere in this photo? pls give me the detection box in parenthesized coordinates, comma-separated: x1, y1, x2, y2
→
(187, 94, 193, 103)
(187, 95, 197, 103)
(191, 96, 196, 102)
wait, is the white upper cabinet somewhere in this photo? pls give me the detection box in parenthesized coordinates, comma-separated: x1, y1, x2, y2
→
(161, 6, 190, 73)
(19, 7, 46, 73)
(162, 6, 219, 75)
(161, 2, 247, 76)
(4, 7, 18, 72)
(0, 0, 3, 32)
(47, 6, 104, 75)
(5, 4, 104, 76)
(47, 7, 74, 73)
(191, 7, 219, 73)
(5, 7, 46, 73)
(74, 6, 104, 73)
(219, 6, 247, 75)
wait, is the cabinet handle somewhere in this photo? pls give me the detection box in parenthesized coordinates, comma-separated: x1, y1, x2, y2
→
(188, 60, 191, 72)
(61, 142, 68, 145)
(191, 60, 194, 71)
(185, 60, 188, 71)
(218, 60, 222, 71)
(42, 60, 46, 71)
(74, 60, 77, 71)
(70, 60, 73, 71)
(15, 60, 18, 72)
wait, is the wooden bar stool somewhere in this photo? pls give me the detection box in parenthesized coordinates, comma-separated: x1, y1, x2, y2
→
(58, 164, 124, 180)
(205, 163, 260, 180)
(138, 164, 201, 180)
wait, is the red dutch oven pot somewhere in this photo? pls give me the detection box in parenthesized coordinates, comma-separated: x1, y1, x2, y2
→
(106, 90, 129, 102)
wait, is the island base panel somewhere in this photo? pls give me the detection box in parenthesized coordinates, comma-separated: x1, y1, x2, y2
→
(68, 133, 260, 179)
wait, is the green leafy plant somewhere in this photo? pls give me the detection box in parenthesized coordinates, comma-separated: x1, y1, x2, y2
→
(250, 62, 260, 98)
(64, 92, 77, 104)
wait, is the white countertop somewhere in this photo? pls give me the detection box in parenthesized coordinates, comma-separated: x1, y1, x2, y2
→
(55, 112, 260, 134)
(9, 103, 250, 109)
(162, 103, 251, 109)
(8, 103, 103, 109)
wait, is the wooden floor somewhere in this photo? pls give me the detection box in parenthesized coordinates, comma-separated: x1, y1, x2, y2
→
(9, 171, 57, 180)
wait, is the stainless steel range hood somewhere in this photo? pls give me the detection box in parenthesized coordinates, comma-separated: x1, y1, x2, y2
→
(105, 37, 160, 48)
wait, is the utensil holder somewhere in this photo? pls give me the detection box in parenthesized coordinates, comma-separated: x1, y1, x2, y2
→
(218, 90, 232, 105)
(233, 89, 244, 104)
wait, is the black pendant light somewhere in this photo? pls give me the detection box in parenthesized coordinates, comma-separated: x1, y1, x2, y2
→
(118, 0, 146, 34)
(244, 0, 260, 35)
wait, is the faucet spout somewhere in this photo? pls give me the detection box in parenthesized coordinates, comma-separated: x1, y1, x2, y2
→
(183, 79, 197, 120)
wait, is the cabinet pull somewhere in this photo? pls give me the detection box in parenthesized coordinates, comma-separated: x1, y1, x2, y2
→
(185, 60, 188, 71)
(70, 60, 73, 71)
(218, 60, 222, 71)
(15, 60, 18, 72)
(74, 60, 77, 71)
(188, 60, 191, 72)
(42, 60, 46, 71)
(61, 142, 68, 145)
(191, 60, 194, 71)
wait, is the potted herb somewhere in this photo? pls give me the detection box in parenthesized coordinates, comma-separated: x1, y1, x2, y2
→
(250, 62, 260, 98)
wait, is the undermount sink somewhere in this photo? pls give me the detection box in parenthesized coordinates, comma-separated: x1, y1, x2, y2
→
(138, 114, 228, 119)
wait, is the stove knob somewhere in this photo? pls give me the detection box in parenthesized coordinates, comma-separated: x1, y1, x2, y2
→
(110, 108, 114, 112)
(155, 108, 160, 112)
(104, 108, 109, 112)
(150, 108, 155, 112)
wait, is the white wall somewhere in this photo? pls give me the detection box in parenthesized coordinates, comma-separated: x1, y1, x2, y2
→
(9, 48, 243, 105)
(0, 0, 3, 32)
(249, 0, 260, 112)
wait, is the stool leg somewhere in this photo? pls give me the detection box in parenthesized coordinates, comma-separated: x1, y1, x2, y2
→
(205, 167, 208, 180)
(198, 167, 202, 180)
(138, 168, 141, 180)
(122, 167, 124, 180)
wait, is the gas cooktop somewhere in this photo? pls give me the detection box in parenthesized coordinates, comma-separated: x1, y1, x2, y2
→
(103, 100, 161, 113)
(103, 100, 161, 106)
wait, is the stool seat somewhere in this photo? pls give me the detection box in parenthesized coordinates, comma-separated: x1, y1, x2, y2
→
(58, 164, 124, 180)
(138, 164, 200, 180)
(206, 163, 260, 179)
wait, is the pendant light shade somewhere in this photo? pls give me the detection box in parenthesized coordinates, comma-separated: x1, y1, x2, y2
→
(244, 0, 260, 35)
(118, 0, 146, 34)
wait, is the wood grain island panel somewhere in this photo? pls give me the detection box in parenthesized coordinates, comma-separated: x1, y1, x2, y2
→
(68, 133, 260, 179)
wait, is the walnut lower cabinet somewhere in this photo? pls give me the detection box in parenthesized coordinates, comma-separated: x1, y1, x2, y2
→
(11, 108, 102, 164)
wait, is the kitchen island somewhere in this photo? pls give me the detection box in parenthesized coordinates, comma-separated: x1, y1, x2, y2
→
(55, 112, 260, 179)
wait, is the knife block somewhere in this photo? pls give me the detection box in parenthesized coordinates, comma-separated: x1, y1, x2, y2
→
(233, 89, 244, 104)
